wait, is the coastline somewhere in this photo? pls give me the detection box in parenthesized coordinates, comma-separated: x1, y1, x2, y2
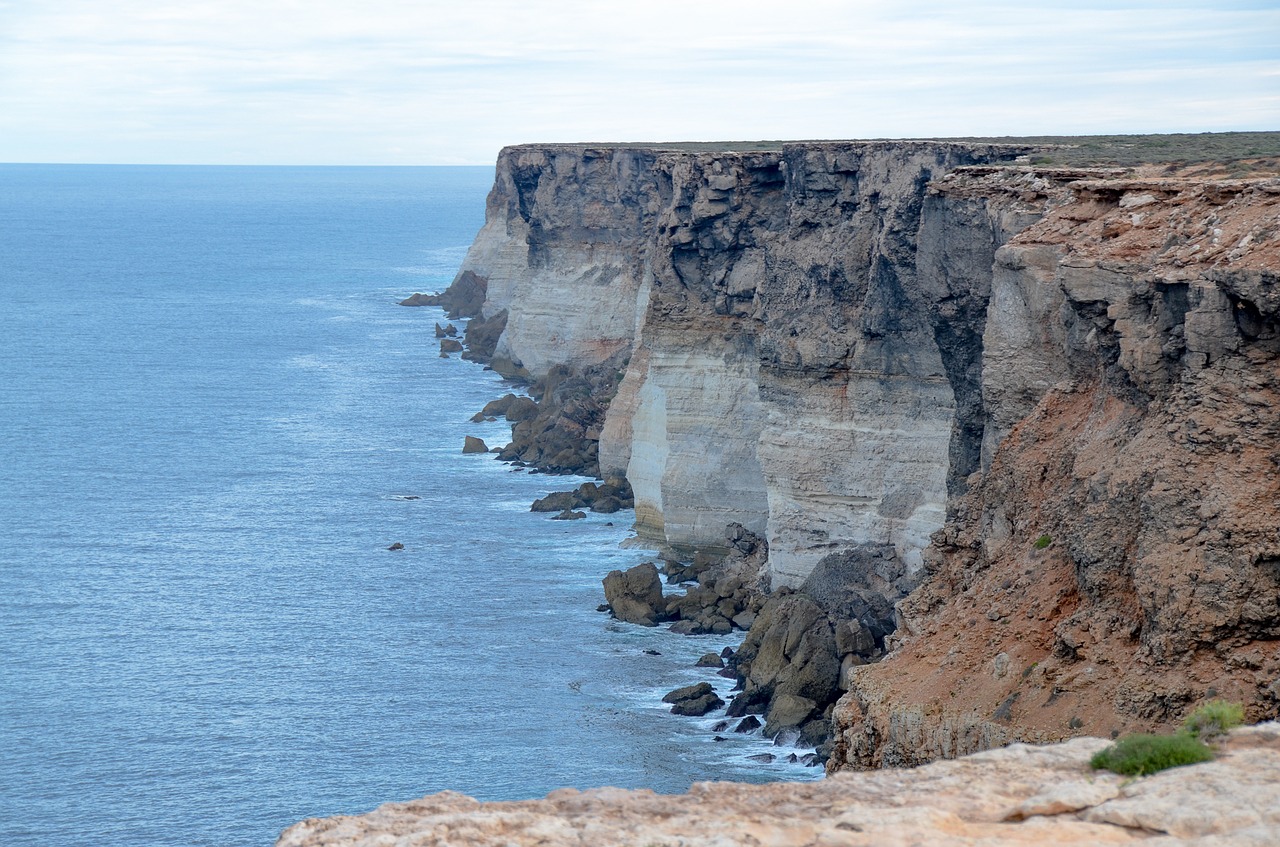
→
(411, 297, 830, 768)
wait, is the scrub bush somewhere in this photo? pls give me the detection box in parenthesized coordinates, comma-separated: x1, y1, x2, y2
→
(1089, 733, 1213, 776)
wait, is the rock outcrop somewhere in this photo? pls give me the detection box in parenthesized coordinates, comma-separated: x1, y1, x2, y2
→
(830, 168, 1280, 770)
(277, 722, 1280, 846)
(416, 136, 1280, 765)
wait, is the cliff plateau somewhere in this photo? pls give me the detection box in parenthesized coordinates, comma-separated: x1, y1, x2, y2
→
(278, 722, 1280, 846)
(411, 135, 1280, 765)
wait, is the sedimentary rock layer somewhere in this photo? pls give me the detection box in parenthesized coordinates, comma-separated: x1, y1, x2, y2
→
(457, 141, 1037, 583)
(831, 170, 1280, 769)
(440, 139, 1280, 763)
(277, 722, 1280, 846)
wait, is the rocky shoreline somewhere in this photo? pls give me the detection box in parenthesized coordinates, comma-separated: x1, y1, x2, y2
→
(405, 280, 839, 761)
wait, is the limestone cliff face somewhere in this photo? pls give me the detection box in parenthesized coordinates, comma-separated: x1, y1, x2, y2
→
(463, 141, 1033, 582)
(445, 142, 1280, 765)
(454, 145, 667, 377)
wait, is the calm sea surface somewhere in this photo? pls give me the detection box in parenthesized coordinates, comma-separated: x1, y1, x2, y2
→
(0, 165, 812, 847)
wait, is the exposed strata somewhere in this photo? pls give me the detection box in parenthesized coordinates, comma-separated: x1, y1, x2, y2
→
(277, 722, 1280, 846)
(413, 137, 1280, 763)
(830, 168, 1280, 769)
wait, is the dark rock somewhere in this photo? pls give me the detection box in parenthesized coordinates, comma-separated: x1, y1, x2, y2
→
(433, 322, 458, 338)
(746, 753, 775, 764)
(725, 689, 769, 718)
(733, 715, 762, 733)
(480, 394, 517, 418)
(662, 682, 715, 704)
(764, 693, 817, 736)
(602, 562, 667, 626)
(387, 542, 404, 551)
(696, 652, 725, 668)
(590, 496, 624, 514)
(531, 491, 583, 512)
(799, 717, 831, 748)
(462, 435, 489, 454)
(460, 309, 507, 362)
(713, 736, 728, 742)
(662, 682, 724, 716)
(551, 509, 586, 520)
(440, 338, 464, 354)
(720, 646, 736, 659)
(643, 649, 661, 656)
(712, 720, 730, 732)
(398, 292, 436, 306)
(596, 604, 610, 612)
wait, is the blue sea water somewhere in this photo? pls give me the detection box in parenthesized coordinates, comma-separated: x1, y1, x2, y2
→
(0, 165, 814, 847)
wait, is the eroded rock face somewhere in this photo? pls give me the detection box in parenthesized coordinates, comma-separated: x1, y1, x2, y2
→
(830, 172, 1280, 771)
(432, 142, 1280, 772)
(277, 723, 1280, 847)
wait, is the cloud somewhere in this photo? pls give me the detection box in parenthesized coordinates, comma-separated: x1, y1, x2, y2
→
(0, 0, 1275, 163)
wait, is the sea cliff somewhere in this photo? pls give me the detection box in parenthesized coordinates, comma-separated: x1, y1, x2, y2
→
(412, 135, 1280, 766)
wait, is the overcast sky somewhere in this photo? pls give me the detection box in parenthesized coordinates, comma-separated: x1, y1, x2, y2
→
(0, 0, 1276, 165)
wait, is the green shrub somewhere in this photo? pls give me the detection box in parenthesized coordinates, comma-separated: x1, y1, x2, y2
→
(1089, 733, 1213, 776)
(1033, 534, 1052, 550)
(1183, 700, 1244, 740)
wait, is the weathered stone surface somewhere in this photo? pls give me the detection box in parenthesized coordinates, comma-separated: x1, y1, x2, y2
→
(830, 171, 1280, 771)
(461, 435, 488, 454)
(440, 143, 1280, 774)
(277, 724, 1280, 847)
(601, 562, 666, 626)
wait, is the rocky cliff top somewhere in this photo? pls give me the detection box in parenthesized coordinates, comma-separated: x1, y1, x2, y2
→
(278, 722, 1280, 846)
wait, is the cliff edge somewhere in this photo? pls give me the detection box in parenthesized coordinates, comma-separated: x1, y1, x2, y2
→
(400, 134, 1280, 767)
(278, 722, 1280, 846)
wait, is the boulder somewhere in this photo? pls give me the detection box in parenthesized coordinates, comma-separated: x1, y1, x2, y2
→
(696, 652, 725, 668)
(531, 491, 583, 512)
(440, 338, 464, 353)
(590, 496, 624, 514)
(387, 542, 404, 551)
(661, 682, 724, 717)
(551, 510, 586, 520)
(460, 308, 507, 362)
(504, 396, 540, 422)
(462, 436, 488, 454)
(602, 562, 667, 626)
(733, 715, 762, 733)
(764, 693, 818, 737)
(480, 394, 517, 418)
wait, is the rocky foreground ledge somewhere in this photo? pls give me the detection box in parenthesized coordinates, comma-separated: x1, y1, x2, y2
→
(278, 723, 1280, 846)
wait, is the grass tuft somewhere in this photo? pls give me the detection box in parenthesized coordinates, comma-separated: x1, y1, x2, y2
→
(1183, 700, 1244, 741)
(1089, 733, 1213, 776)
(1033, 534, 1052, 550)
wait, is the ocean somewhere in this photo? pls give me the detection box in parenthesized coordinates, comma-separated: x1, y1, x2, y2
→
(0, 165, 814, 847)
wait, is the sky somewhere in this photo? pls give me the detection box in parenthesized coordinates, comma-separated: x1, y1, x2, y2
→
(0, 0, 1276, 165)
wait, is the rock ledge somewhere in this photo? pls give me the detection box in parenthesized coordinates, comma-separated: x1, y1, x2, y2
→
(278, 723, 1280, 846)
